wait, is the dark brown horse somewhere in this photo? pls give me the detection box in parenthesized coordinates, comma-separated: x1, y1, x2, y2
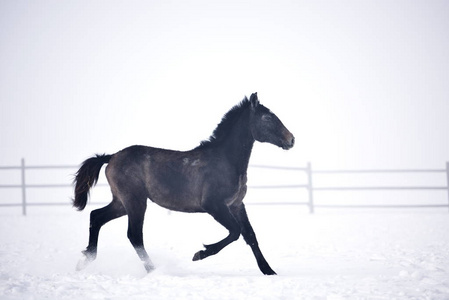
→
(73, 93, 294, 275)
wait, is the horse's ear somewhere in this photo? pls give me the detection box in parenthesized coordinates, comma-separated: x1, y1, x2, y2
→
(250, 93, 259, 109)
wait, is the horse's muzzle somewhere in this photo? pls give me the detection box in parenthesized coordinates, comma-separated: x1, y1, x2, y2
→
(282, 133, 295, 150)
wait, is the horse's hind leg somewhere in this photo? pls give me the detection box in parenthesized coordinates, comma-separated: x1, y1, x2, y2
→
(125, 198, 154, 273)
(76, 198, 126, 271)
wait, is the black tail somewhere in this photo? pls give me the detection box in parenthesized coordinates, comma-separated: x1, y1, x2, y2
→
(73, 154, 112, 211)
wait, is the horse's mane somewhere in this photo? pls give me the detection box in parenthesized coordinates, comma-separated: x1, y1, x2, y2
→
(195, 97, 251, 149)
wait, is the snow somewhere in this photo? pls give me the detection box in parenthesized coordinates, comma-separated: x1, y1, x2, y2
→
(1, 205, 449, 299)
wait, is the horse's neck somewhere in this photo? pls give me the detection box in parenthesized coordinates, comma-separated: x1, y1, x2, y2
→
(219, 113, 254, 175)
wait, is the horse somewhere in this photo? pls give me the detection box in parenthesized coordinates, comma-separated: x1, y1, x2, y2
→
(73, 93, 294, 275)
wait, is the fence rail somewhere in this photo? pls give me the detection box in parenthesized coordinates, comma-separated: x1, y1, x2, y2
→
(1, 159, 448, 215)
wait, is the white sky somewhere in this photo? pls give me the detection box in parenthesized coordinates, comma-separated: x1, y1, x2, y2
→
(1, 0, 448, 169)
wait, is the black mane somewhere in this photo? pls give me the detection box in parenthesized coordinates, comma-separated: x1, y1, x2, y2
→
(196, 97, 251, 149)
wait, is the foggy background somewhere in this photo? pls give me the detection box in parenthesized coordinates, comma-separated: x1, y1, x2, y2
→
(2, 4, 449, 298)
(1, 0, 448, 170)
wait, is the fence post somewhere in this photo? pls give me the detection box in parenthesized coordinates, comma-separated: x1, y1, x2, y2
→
(446, 162, 449, 213)
(307, 162, 314, 214)
(21, 158, 27, 216)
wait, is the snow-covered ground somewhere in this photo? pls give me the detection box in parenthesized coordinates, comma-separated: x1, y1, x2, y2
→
(1, 204, 449, 299)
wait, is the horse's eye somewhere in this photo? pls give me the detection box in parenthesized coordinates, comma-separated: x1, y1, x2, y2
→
(261, 114, 272, 121)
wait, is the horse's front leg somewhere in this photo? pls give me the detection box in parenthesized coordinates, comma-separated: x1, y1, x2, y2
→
(231, 203, 276, 275)
(192, 199, 241, 261)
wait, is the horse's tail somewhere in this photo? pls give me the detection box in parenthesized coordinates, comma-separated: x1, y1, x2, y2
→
(73, 154, 112, 211)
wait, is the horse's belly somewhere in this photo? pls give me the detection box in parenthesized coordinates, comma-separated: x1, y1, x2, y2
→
(146, 180, 205, 213)
(148, 195, 205, 213)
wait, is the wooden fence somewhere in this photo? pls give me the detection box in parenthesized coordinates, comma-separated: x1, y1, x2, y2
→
(1, 159, 448, 215)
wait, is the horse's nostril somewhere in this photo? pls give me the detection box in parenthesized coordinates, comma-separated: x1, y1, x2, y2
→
(291, 136, 295, 146)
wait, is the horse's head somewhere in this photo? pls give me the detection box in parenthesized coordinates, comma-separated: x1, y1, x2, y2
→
(249, 93, 295, 150)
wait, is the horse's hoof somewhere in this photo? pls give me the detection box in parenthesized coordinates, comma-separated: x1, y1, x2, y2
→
(264, 269, 277, 275)
(192, 250, 206, 261)
(143, 261, 155, 273)
(76, 250, 96, 271)
(76, 257, 91, 271)
(261, 266, 277, 275)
